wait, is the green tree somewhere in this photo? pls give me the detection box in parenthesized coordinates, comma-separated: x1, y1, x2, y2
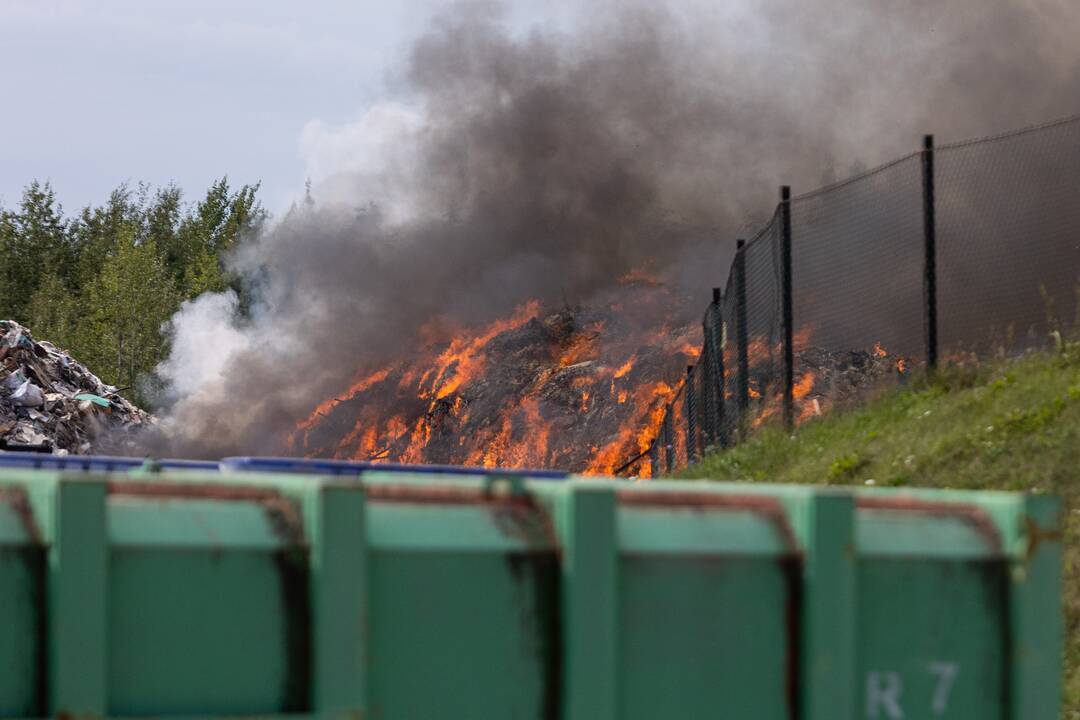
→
(0, 181, 69, 321)
(77, 227, 178, 399)
(26, 270, 79, 349)
(1, 176, 263, 409)
(69, 184, 143, 291)
(144, 185, 184, 285)
(176, 177, 263, 297)
(0, 209, 18, 319)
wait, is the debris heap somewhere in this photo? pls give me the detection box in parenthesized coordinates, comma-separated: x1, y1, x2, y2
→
(794, 346, 912, 410)
(0, 321, 150, 454)
(291, 295, 697, 474)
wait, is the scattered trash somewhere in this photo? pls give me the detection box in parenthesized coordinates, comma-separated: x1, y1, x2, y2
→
(11, 379, 44, 408)
(74, 393, 112, 408)
(0, 321, 150, 454)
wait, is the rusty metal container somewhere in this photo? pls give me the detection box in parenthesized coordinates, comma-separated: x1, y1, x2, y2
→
(0, 467, 1061, 719)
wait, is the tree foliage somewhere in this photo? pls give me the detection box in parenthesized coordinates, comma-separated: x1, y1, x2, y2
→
(0, 178, 263, 406)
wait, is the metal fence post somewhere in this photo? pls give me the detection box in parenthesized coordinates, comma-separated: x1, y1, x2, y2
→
(734, 239, 750, 436)
(684, 365, 697, 464)
(780, 186, 795, 430)
(699, 322, 714, 446)
(662, 407, 674, 475)
(922, 134, 939, 370)
(705, 287, 727, 447)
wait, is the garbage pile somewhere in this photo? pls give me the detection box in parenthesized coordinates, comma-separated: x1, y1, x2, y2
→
(790, 345, 912, 420)
(0, 321, 150, 454)
(292, 294, 698, 473)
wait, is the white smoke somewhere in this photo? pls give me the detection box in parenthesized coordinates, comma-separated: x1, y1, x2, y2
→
(298, 101, 424, 222)
(158, 292, 249, 399)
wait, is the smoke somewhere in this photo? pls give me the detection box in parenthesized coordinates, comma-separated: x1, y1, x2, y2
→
(150, 0, 1080, 457)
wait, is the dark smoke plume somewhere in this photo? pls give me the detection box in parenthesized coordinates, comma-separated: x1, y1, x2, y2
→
(150, 0, 1080, 457)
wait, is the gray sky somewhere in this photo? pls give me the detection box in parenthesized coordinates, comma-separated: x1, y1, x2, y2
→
(0, 0, 571, 214)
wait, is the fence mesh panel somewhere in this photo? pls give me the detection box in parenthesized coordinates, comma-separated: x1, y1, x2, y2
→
(720, 271, 741, 445)
(702, 300, 726, 449)
(936, 116, 1080, 354)
(635, 112, 1080, 477)
(791, 154, 925, 418)
(742, 214, 784, 430)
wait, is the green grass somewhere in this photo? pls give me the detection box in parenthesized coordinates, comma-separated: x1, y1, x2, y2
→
(676, 345, 1080, 714)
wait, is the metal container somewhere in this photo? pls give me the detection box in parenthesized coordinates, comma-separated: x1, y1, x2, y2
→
(0, 469, 1060, 719)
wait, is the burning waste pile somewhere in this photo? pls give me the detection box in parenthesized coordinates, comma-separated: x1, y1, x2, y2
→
(734, 334, 915, 433)
(0, 321, 149, 454)
(289, 289, 917, 475)
(786, 343, 913, 425)
(289, 281, 699, 477)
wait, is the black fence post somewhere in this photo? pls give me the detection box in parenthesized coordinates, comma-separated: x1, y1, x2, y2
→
(700, 310, 714, 447)
(706, 287, 727, 447)
(922, 134, 939, 370)
(780, 186, 795, 431)
(662, 407, 674, 475)
(648, 441, 658, 479)
(684, 365, 697, 464)
(734, 239, 750, 436)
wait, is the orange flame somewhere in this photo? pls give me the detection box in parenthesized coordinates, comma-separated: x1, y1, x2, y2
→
(296, 368, 390, 433)
(793, 371, 815, 400)
(294, 286, 713, 478)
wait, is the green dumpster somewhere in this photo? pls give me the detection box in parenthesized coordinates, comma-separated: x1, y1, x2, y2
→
(0, 470, 1061, 719)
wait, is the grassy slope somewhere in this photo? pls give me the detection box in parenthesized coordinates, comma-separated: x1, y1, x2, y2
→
(676, 346, 1080, 713)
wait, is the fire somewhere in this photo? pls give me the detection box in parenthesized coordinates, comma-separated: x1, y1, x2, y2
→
(296, 368, 390, 433)
(476, 415, 513, 468)
(680, 342, 701, 359)
(584, 379, 678, 476)
(793, 371, 815, 400)
(290, 285, 694, 476)
(613, 356, 635, 378)
(429, 300, 541, 400)
(290, 280, 910, 478)
(559, 332, 600, 367)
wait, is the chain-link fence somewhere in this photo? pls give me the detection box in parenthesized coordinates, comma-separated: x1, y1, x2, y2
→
(621, 113, 1080, 478)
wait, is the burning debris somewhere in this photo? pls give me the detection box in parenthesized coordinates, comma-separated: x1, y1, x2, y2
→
(0, 321, 149, 454)
(788, 344, 913, 426)
(636, 332, 915, 477)
(287, 271, 918, 477)
(290, 282, 698, 476)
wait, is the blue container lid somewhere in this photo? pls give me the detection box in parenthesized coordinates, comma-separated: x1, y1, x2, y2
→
(221, 456, 568, 480)
(0, 452, 145, 471)
(149, 459, 222, 471)
(0, 451, 565, 479)
(0, 452, 221, 472)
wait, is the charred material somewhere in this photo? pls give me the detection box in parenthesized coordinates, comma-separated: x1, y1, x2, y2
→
(291, 283, 699, 476)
